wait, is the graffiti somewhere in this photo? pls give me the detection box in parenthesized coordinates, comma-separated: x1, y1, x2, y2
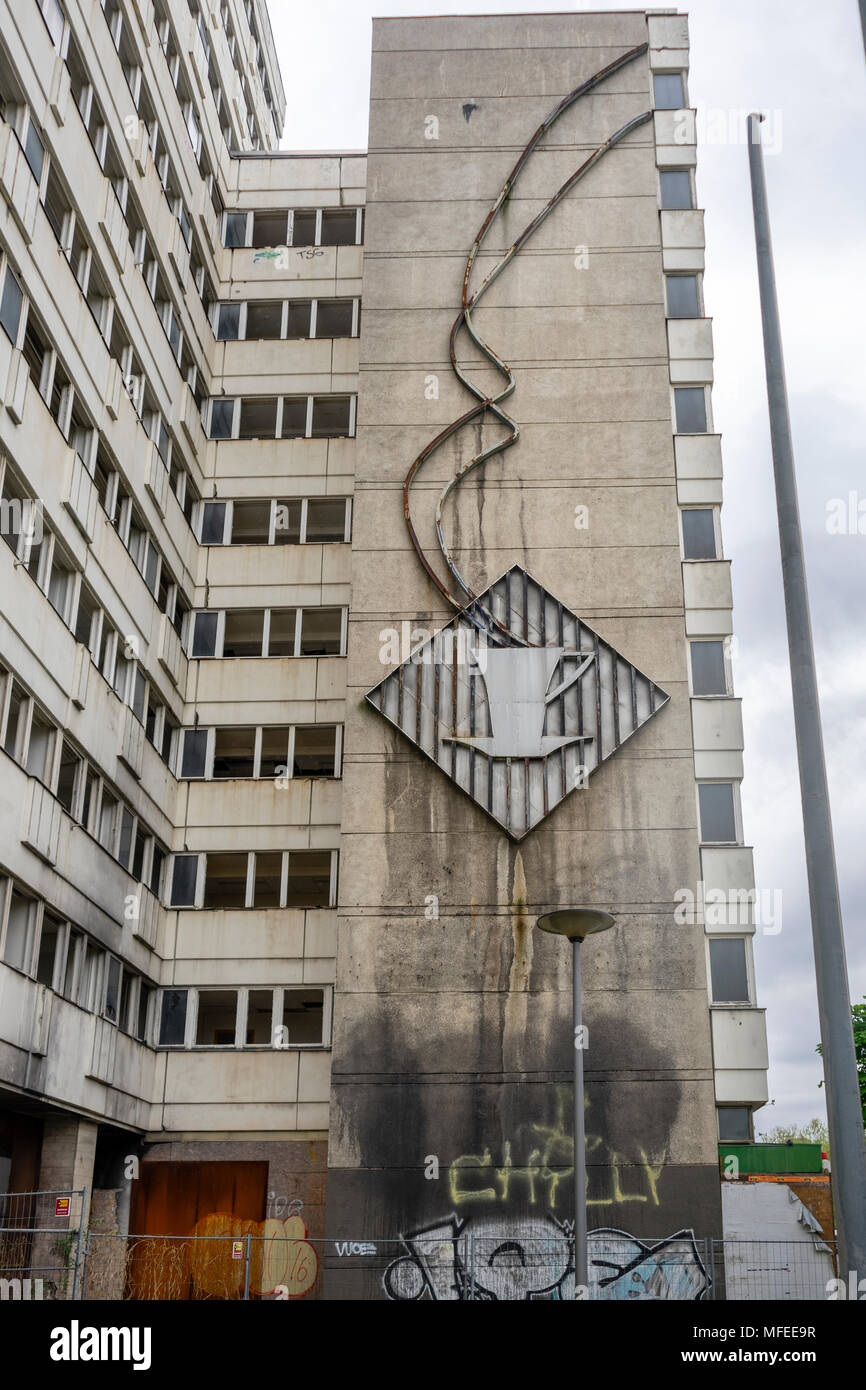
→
(383, 1216, 710, 1301)
(189, 1212, 318, 1299)
(447, 1090, 666, 1211)
(334, 1241, 377, 1257)
(266, 1193, 304, 1220)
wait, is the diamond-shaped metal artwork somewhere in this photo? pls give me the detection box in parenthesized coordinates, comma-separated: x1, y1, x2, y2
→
(366, 566, 670, 839)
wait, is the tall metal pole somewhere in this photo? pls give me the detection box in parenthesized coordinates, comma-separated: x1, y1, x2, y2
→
(573, 938, 587, 1292)
(859, 0, 866, 61)
(747, 112, 866, 1284)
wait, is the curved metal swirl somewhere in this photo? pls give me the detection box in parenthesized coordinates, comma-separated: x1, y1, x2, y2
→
(402, 42, 653, 644)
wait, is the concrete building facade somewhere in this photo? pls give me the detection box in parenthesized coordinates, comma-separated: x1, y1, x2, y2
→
(0, 1, 768, 1301)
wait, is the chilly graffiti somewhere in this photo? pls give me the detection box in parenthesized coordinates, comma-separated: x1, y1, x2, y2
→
(447, 1088, 667, 1211)
(382, 1216, 710, 1301)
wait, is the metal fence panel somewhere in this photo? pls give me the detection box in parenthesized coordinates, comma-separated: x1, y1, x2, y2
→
(0, 1188, 85, 1300)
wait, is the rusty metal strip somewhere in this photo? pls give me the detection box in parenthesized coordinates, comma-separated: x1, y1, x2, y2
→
(402, 43, 652, 639)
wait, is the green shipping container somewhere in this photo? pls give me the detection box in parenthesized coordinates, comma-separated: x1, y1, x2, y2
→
(718, 1143, 824, 1175)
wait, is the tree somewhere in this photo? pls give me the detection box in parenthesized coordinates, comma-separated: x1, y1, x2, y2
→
(756, 1117, 828, 1148)
(816, 997, 866, 1130)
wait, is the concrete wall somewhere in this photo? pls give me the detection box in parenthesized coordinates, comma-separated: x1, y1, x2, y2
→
(326, 11, 724, 1300)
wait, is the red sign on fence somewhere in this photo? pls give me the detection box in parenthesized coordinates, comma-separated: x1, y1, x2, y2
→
(55, 1198, 70, 1218)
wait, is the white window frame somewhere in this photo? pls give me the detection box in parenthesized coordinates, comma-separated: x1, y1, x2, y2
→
(679, 505, 722, 562)
(688, 638, 732, 698)
(696, 780, 743, 846)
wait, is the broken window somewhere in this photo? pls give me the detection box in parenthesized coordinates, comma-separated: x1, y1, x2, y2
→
(267, 609, 297, 657)
(285, 851, 332, 908)
(212, 727, 255, 779)
(253, 852, 282, 908)
(245, 300, 282, 339)
(231, 500, 271, 544)
(311, 396, 351, 438)
(300, 608, 343, 656)
(305, 498, 348, 543)
(223, 610, 264, 658)
(203, 853, 248, 909)
(315, 299, 354, 338)
(196, 989, 238, 1045)
(293, 726, 337, 778)
(281, 988, 324, 1044)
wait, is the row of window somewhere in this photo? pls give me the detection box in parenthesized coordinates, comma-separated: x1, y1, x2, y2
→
(223, 207, 364, 250)
(179, 724, 341, 781)
(0, 874, 156, 1034)
(189, 607, 346, 660)
(198, 496, 351, 546)
(207, 394, 356, 441)
(169, 849, 337, 910)
(0, 462, 183, 764)
(214, 297, 359, 342)
(158, 985, 327, 1049)
(0, 668, 168, 894)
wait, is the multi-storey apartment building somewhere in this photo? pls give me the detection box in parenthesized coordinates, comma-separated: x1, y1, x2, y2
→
(0, 2, 768, 1300)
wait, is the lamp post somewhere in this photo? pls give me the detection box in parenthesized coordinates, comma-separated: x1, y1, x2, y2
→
(536, 908, 615, 1293)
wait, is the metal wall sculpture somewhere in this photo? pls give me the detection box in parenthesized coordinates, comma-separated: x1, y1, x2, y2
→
(366, 567, 668, 838)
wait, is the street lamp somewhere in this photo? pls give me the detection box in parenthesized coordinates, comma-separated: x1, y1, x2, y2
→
(536, 908, 615, 1295)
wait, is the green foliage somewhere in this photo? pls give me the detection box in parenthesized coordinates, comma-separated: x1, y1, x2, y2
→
(756, 1117, 828, 1148)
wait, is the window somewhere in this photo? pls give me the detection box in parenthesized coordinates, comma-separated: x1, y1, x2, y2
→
(280, 397, 307, 438)
(286, 301, 312, 338)
(231, 500, 270, 544)
(320, 210, 358, 246)
(300, 608, 343, 656)
(2, 888, 36, 972)
(180, 728, 208, 778)
(213, 727, 255, 778)
(267, 609, 296, 657)
(690, 641, 727, 696)
(203, 852, 248, 909)
(216, 302, 241, 340)
(223, 610, 264, 657)
(699, 783, 737, 843)
(305, 498, 349, 543)
(315, 299, 354, 338)
(660, 169, 693, 211)
(136, 983, 153, 1041)
(196, 989, 238, 1044)
(253, 853, 282, 908)
(666, 275, 700, 318)
(251, 211, 288, 248)
(293, 726, 338, 777)
(674, 387, 707, 433)
(717, 1106, 752, 1143)
(36, 912, 62, 987)
(290, 210, 317, 246)
(200, 501, 228, 544)
(681, 508, 717, 560)
(104, 956, 122, 1023)
(3, 681, 25, 759)
(0, 266, 23, 345)
(223, 212, 248, 248)
(258, 726, 289, 779)
(208, 398, 235, 439)
(245, 300, 282, 339)
(159, 988, 188, 1044)
(170, 856, 198, 907)
(286, 850, 332, 908)
(40, 0, 67, 52)
(274, 499, 302, 543)
(709, 938, 750, 1004)
(23, 119, 46, 184)
(191, 611, 219, 657)
(247, 990, 274, 1045)
(311, 396, 351, 438)
(55, 740, 80, 813)
(653, 72, 685, 110)
(281, 988, 324, 1044)
(238, 397, 277, 440)
(26, 710, 56, 784)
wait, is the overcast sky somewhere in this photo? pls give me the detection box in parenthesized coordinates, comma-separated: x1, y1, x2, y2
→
(267, 0, 866, 1132)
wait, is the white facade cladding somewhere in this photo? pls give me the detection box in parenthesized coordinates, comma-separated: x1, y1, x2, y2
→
(0, 2, 768, 1289)
(648, 12, 768, 1133)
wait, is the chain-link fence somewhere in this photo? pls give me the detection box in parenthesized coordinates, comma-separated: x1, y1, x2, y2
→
(0, 1188, 86, 1299)
(1, 1216, 839, 1301)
